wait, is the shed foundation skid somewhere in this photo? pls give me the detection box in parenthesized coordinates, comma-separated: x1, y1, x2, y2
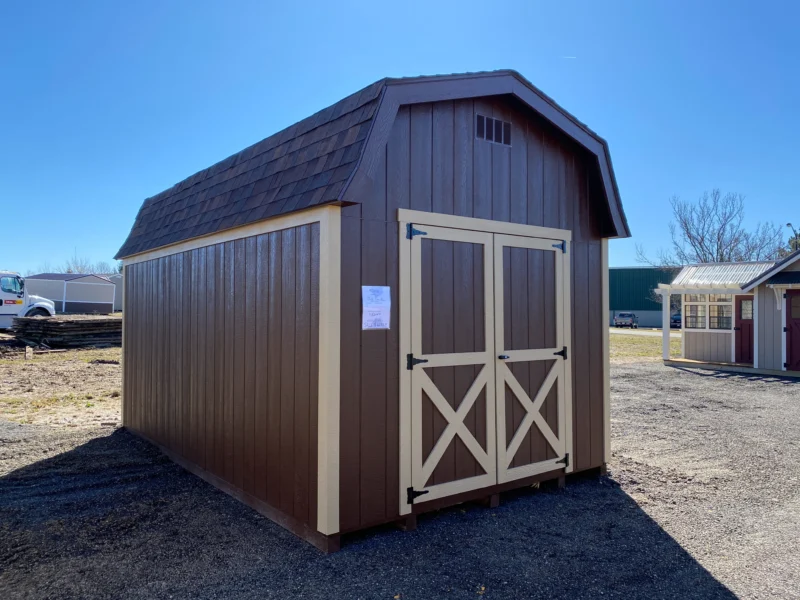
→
(117, 71, 628, 550)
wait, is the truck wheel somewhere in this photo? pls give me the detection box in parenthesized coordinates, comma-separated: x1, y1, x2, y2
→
(25, 308, 49, 317)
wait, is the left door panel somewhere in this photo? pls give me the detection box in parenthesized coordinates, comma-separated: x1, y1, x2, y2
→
(405, 224, 497, 507)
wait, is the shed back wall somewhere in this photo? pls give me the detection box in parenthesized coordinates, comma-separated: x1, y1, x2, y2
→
(124, 222, 320, 530)
(337, 96, 608, 533)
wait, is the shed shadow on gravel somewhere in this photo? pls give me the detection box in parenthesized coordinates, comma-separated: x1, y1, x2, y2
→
(0, 428, 736, 600)
(672, 366, 800, 385)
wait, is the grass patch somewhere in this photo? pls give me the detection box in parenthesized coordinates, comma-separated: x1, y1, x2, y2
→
(610, 331, 681, 361)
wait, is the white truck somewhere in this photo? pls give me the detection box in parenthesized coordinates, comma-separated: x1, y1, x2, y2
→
(0, 271, 56, 329)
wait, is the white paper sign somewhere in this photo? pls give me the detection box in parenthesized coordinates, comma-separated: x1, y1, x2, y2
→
(362, 286, 391, 330)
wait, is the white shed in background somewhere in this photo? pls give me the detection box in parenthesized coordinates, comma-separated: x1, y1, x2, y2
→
(25, 273, 115, 314)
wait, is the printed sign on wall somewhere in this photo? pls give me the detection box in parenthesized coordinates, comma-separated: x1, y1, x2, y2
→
(362, 286, 391, 330)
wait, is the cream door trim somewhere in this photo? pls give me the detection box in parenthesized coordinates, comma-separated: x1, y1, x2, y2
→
(397, 209, 572, 242)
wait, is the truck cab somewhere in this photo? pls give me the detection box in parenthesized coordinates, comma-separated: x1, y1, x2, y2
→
(0, 271, 56, 329)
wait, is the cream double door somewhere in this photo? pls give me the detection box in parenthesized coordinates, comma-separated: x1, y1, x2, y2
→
(399, 212, 572, 513)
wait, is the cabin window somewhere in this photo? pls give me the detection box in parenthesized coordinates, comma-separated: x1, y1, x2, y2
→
(685, 304, 706, 329)
(740, 300, 753, 320)
(709, 304, 732, 329)
(683, 293, 734, 330)
(476, 114, 512, 146)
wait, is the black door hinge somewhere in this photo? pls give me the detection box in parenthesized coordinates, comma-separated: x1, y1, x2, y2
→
(407, 486, 430, 505)
(406, 223, 428, 239)
(406, 353, 429, 370)
(785, 362, 789, 369)
(556, 453, 570, 468)
(554, 346, 568, 359)
(785, 327, 788, 333)
(784, 293, 788, 299)
(552, 241, 567, 254)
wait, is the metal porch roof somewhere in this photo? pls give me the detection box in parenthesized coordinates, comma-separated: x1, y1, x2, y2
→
(670, 261, 776, 288)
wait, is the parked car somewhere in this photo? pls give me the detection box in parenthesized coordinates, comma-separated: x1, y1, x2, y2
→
(670, 312, 682, 328)
(613, 312, 639, 328)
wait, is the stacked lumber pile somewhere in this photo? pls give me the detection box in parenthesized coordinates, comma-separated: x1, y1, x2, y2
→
(12, 316, 122, 348)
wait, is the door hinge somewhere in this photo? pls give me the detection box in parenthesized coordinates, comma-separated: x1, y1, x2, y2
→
(406, 223, 428, 239)
(785, 327, 788, 333)
(552, 240, 567, 254)
(785, 362, 789, 369)
(554, 346, 568, 360)
(784, 293, 788, 299)
(406, 353, 429, 370)
(556, 453, 570, 468)
(407, 486, 430, 505)
(734, 327, 741, 331)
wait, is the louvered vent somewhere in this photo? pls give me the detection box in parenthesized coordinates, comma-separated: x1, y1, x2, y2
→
(476, 114, 511, 146)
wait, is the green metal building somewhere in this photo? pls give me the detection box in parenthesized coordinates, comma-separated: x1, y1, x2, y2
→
(609, 267, 680, 327)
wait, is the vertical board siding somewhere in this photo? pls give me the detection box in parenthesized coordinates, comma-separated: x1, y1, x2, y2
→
(757, 284, 784, 370)
(684, 331, 733, 363)
(123, 224, 320, 530)
(339, 95, 610, 532)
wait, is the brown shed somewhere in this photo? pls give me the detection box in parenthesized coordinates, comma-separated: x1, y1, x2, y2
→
(116, 70, 630, 552)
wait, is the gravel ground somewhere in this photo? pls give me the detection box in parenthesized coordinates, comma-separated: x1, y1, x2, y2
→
(1, 362, 798, 599)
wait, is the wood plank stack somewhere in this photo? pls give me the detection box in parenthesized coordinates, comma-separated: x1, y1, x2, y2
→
(12, 316, 122, 348)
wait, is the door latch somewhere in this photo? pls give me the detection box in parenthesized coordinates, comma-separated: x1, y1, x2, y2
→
(407, 487, 430, 505)
(498, 354, 510, 360)
(553, 346, 568, 359)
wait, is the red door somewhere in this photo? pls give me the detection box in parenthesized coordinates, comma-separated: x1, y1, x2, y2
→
(787, 291, 800, 371)
(735, 295, 754, 364)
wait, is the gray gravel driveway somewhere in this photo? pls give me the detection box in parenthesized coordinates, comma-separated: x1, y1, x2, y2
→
(1, 361, 798, 599)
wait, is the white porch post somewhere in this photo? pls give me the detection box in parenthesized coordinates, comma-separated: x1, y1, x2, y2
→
(662, 290, 671, 360)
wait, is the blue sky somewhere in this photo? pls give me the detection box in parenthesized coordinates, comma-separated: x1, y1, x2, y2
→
(1, 0, 798, 272)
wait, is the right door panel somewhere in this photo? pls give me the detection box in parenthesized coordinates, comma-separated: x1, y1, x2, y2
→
(494, 234, 572, 483)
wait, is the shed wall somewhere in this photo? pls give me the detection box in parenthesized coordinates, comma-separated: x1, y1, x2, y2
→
(683, 331, 732, 363)
(756, 284, 784, 370)
(337, 97, 608, 533)
(64, 281, 114, 303)
(123, 222, 321, 530)
(25, 279, 63, 301)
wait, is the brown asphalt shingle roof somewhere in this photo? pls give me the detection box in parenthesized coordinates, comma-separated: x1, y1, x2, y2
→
(115, 78, 385, 259)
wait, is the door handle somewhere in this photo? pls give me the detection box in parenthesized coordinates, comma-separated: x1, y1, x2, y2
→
(734, 327, 741, 331)
(498, 355, 509, 360)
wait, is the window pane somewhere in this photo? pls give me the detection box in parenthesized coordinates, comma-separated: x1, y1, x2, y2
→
(741, 300, 753, 320)
(485, 117, 494, 142)
(710, 294, 732, 302)
(709, 304, 732, 329)
(494, 119, 503, 144)
(792, 296, 800, 320)
(684, 294, 707, 303)
(0, 277, 14, 294)
(503, 121, 511, 146)
(476, 115, 485, 139)
(685, 304, 706, 328)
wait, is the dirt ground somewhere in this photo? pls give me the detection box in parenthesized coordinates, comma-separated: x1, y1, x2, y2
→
(1, 333, 798, 599)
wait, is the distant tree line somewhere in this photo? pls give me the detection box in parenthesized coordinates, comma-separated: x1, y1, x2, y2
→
(25, 254, 122, 276)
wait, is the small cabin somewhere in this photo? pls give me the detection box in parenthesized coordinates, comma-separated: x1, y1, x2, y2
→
(116, 70, 630, 551)
(658, 252, 800, 374)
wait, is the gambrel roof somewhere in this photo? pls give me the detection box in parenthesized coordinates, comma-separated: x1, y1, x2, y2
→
(116, 70, 630, 259)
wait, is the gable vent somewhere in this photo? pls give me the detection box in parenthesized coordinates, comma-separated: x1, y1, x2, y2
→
(476, 114, 511, 146)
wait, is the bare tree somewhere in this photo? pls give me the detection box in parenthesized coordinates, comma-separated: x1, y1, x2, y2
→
(637, 189, 784, 266)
